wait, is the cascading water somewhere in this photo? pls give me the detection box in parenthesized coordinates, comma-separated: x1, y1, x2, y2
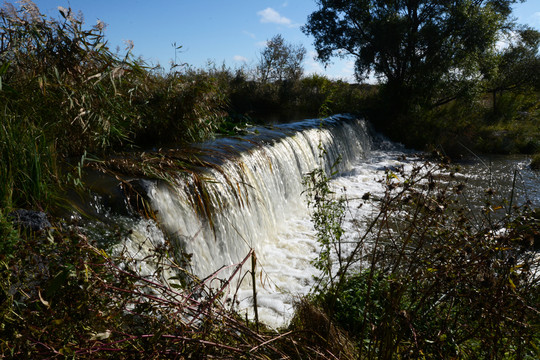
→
(149, 116, 371, 274)
(122, 115, 374, 327)
(84, 116, 540, 327)
(95, 114, 539, 329)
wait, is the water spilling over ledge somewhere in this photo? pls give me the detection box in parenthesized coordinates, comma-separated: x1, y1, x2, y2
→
(78, 114, 540, 329)
(148, 115, 372, 275)
(72, 115, 375, 327)
(126, 115, 374, 326)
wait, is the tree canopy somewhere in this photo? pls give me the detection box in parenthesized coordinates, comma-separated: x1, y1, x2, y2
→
(303, 0, 525, 112)
(257, 34, 306, 83)
(482, 26, 540, 97)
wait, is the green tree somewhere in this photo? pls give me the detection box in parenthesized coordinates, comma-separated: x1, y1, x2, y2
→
(303, 0, 522, 117)
(257, 34, 306, 83)
(481, 26, 540, 110)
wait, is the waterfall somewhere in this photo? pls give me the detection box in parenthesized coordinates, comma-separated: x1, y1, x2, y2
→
(123, 115, 374, 327)
(146, 116, 371, 275)
(81, 114, 540, 329)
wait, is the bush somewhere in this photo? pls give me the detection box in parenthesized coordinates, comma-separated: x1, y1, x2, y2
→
(303, 159, 540, 359)
(132, 67, 228, 146)
(0, 217, 356, 359)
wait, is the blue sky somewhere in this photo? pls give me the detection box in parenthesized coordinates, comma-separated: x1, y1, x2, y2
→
(30, 0, 540, 82)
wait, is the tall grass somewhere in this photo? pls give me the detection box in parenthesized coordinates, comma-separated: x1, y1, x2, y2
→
(0, 110, 56, 209)
(0, 2, 140, 155)
(0, 1, 232, 210)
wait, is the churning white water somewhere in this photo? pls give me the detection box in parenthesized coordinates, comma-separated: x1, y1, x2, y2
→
(119, 115, 539, 329)
(119, 116, 410, 328)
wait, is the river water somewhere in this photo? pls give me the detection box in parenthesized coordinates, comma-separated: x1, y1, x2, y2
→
(101, 117, 539, 329)
(237, 150, 539, 328)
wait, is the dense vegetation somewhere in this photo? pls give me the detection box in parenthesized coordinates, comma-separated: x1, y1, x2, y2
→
(304, 0, 540, 154)
(302, 159, 540, 358)
(0, 1, 539, 358)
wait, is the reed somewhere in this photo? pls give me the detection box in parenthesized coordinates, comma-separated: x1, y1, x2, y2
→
(0, 110, 56, 209)
(0, 1, 230, 211)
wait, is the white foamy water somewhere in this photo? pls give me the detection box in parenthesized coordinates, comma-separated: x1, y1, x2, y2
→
(121, 117, 415, 328)
(121, 116, 539, 329)
(232, 147, 410, 328)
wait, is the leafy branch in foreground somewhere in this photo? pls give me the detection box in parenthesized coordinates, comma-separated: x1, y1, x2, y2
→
(302, 166, 347, 292)
(302, 158, 540, 359)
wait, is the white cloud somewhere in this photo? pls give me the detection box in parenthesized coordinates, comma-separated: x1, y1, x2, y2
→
(243, 30, 256, 39)
(495, 30, 519, 51)
(233, 55, 248, 63)
(533, 12, 540, 24)
(341, 60, 356, 80)
(257, 7, 292, 26)
(495, 40, 507, 51)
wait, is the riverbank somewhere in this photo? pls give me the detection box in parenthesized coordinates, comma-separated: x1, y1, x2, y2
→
(2, 117, 539, 358)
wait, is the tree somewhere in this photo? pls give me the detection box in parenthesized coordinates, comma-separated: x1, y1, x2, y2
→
(303, 0, 523, 115)
(481, 26, 540, 110)
(257, 34, 306, 83)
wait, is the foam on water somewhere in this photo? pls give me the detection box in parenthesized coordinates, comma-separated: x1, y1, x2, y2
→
(121, 116, 539, 329)
(122, 116, 381, 328)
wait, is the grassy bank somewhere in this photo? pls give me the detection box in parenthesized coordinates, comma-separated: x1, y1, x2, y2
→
(368, 86, 540, 159)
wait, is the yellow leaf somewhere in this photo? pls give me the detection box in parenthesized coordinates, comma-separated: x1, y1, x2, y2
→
(38, 290, 50, 308)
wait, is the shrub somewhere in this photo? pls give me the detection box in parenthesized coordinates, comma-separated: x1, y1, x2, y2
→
(303, 158, 540, 359)
(132, 67, 228, 146)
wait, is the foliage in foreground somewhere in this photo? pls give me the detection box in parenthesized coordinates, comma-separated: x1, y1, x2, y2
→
(0, 219, 349, 359)
(302, 158, 540, 359)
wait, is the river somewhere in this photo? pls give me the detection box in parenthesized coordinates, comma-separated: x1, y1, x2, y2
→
(88, 116, 539, 329)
